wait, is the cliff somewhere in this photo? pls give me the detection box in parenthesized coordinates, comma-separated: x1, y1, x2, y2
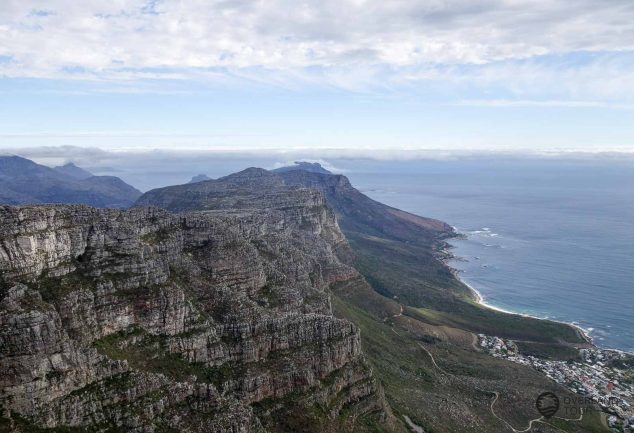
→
(0, 182, 398, 432)
(137, 167, 460, 306)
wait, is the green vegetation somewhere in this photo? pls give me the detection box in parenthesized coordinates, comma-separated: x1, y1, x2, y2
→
(252, 376, 387, 433)
(0, 408, 125, 433)
(331, 209, 607, 432)
(349, 231, 585, 346)
(36, 269, 94, 303)
(546, 408, 611, 433)
(93, 326, 233, 387)
(332, 286, 611, 433)
(140, 228, 171, 245)
(516, 341, 583, 361)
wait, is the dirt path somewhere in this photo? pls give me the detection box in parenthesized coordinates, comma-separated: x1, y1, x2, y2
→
(478, 389, 544, 433)
(416, 341, 452, 376)
(470, 332, 481, 351)
(389, 302, 585, 433)
(384, 304, 403, 322)
(403, 415, 425, 433)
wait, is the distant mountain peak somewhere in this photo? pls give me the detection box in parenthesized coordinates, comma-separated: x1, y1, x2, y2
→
(53, 162, 93, 180)
(0, 155, 39, 168)
(220, 167, 279, 182)
(272, 161, 332, 174)
(0, 156, 140, 208)
(188, 174, 212, 183)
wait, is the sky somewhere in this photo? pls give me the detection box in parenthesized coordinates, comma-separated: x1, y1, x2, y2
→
(2, 0, 634, 154)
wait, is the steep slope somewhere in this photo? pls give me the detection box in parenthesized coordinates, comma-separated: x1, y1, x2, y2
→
(0, 182, 401, 432)
(137, 167, 587, 344)
(273, 169, 466, 303)
(0, 156, 141, 208)
(135, 166, 605, 433)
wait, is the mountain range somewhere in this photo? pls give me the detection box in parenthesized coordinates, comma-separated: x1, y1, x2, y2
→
(0, 156, 141, 208)
(0, 161, 614, 433)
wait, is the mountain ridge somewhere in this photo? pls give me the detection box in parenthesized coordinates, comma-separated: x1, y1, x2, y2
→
(272, 161, 332, 174)
(0, 155, 141, 208)
(0, 163, 609, 433)
(0, 178, 402, 432)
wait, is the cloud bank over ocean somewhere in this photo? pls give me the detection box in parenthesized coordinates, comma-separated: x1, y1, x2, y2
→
(3, 145, 634, 192)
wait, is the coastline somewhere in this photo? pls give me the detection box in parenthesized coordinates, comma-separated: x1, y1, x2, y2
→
(458, 273, 595, 347)
(441, 228, 596, 348)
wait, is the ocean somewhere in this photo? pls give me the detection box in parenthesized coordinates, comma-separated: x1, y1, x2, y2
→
(338, 157, 634, 352)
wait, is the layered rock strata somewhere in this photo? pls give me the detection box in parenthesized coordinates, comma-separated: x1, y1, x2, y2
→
(0, 182, 391, 432)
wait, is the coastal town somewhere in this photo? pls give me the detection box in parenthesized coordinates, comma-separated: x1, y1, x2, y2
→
(479, 334, 634, 431)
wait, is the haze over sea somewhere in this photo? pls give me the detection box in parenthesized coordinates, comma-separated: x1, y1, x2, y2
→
(342, 157, 634, 352)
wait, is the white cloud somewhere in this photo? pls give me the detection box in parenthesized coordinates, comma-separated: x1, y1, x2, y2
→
(2, 0, 634, 79)
(2, 0, 634, 107)
(453, 99, 634, 109)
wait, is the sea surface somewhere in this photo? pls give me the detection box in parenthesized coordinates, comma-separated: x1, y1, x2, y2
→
(338, 157, 634, 352)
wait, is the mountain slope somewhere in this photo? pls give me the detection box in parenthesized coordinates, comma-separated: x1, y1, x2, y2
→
(135, 165, 606, 433)
(137, 166, 587, 344)
(0, 156, 141, 208)
(0, 180, 402, 431)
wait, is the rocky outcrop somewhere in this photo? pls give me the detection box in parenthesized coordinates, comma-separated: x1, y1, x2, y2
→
(0, 180, 393, 432)
(272, 161, 332, 175)
(188, 174, 212, 183)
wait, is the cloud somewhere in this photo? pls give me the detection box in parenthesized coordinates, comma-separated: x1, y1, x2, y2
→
(453, 99, 634, 109)
(5, 145, 634, 192)
(2, 0, 634, 80)
(3, 0, 634, 108)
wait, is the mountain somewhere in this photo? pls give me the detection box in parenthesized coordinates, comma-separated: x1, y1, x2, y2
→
(0, 166, 608, 433)
(0, 182, 400, 431)
(137, 167, 587, 342)
(0, 156, 142, 208)
(53, 162, 94, 180)
(272, 161, 332, 174)
(188, 174, 212, 183)
(136, 166, 605, 433)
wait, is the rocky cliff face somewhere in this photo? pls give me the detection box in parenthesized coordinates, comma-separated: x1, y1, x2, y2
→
(0, 176, 396, 432)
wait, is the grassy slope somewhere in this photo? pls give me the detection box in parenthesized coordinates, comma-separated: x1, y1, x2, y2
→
(133, 168, 604, 431)
(279, 168, 590, 349)
(327, 194, 607, 432)
(332, 277, 609, 433)
(347, 231, 586, 349)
